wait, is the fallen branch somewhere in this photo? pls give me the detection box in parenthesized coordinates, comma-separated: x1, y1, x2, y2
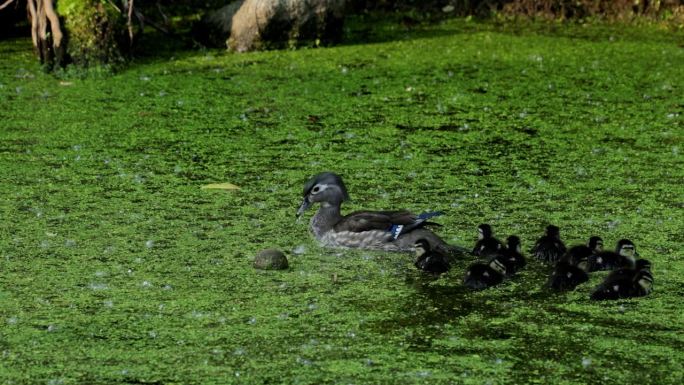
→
(43, 0, 63, 49)
(0, 0, 16, 11)
(127, 0, 135, 44)
(134, 8, 171, 35)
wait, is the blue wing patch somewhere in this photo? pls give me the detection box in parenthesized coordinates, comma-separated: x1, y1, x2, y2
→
(390, 225, 404, 240)
(389, 212, 444, 239)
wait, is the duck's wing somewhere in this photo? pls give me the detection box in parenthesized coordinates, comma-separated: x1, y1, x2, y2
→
(333, 210, 417, 233)
(334, 210, 443, 238)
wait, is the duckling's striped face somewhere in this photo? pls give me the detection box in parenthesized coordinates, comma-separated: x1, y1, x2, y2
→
(619, 243, 636, 259)
(577, 259, 589, 272)
(594, 240, 603, 252)
(477, 224, 492, 240)
(638, 274, 653, 291)
(414, 240, 430, 257)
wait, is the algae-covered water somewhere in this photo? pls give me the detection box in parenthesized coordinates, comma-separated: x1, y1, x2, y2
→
(1, 19, 683, 384)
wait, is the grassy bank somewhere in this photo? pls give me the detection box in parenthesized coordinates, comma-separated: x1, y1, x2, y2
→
(1, 19, 683, 384)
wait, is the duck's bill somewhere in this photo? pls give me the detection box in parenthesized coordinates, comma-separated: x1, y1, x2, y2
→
(296, 198, 311, 218)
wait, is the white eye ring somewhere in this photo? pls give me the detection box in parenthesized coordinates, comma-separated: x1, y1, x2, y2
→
(311, 185, 321, 194)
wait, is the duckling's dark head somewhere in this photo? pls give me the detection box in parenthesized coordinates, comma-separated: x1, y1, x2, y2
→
(588, 236, 603, 253)
(545, 225, 561, 239)
(636, 258, 651, 271)
(506, 235, 521, 249)
(297, 172, 350, 217)
(477, 224, 493, 240)
(567, 245, 592, 270)
(616, 239, 637, 259)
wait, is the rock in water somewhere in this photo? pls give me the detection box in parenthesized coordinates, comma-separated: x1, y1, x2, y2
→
(193, 1, 245, 47)
(228, 0, 346, 52)
(254, 249, 289, 270)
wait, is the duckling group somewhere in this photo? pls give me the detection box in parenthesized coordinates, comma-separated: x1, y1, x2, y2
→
(297, 172, 654, 300)
(463, 226, 525, 290)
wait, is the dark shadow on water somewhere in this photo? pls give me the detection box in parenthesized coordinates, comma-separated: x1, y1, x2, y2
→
(341, 13, 683, 49)
(340, 14, 484, 48)
(4, 12, 680, 75)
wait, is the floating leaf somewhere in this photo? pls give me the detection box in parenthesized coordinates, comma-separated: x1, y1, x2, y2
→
(201, 182, 240, 191)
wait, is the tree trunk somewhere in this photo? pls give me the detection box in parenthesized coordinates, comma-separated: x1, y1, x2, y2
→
(25, 0, 66, 69)
(22, 0, 130, 70)
(56, 0, 129, 68)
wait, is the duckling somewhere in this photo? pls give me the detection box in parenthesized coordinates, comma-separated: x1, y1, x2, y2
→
(531, 225, 567, 263)
(500, 235, 526, 275)
(471, 224, 504, 258)
(463, 257, 506, 290)
(590, 259, 653, 300)
(631, 259, 654, 297)
(588, 236, 604, 254)
(546, 245, 591, 291)
(296, 172, 462, 254)
(587, 239, 637, 272)
(414, 239, 450, 275)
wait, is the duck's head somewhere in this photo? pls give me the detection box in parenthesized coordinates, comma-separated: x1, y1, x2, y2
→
(414, 239, 430, 257)
(616, 239, 638, 259)
(477, 224, 493, 240)
(545, 225, 561, 239)
(296, 172, 350, 217)
(567, 245, 592, 269)
(506, 235, 521, 253)
(588, 236, 603, 253)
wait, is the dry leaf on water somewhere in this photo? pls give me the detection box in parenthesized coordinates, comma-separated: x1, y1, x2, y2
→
(201, 182, 241, 191)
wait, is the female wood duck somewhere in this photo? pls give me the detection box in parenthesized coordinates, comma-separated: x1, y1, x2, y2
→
(546, 245, 591, 291)
(531, 225, 567, 263)
(471, 224, 504, 258)
(414, 239, 451, 275)
(590, 259, 653, 300)
(587, 239, 638, 272)
(296, 172, 459, 254)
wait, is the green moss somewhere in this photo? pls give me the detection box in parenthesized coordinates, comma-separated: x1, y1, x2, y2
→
(57, 0, 126, 68)
(0, 18, 683, 384)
